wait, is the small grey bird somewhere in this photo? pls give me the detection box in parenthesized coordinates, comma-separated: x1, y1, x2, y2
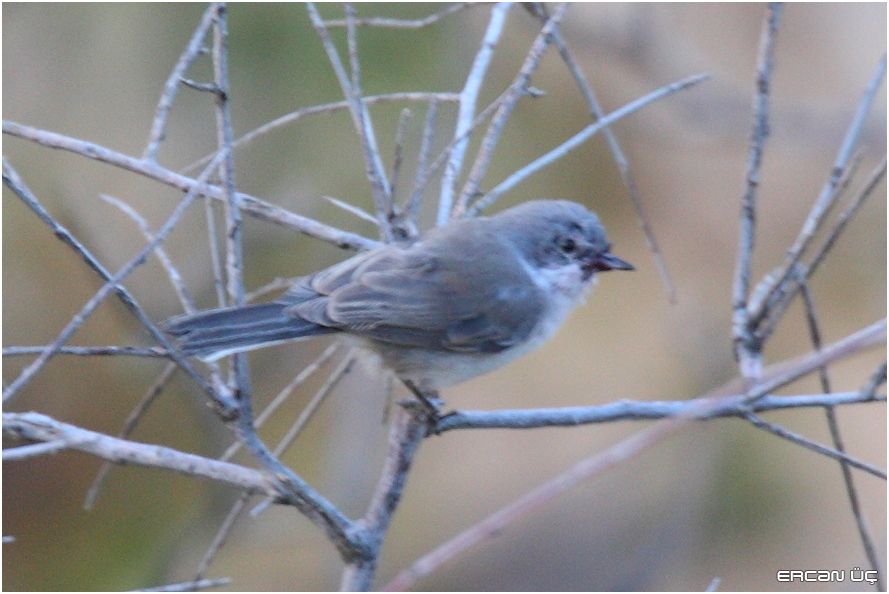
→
(164, 200, 632, 392)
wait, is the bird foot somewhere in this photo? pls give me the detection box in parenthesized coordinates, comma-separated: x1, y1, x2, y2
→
(400, 380, 454, 433)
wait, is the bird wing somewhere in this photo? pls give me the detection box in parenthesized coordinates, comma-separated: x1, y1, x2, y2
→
(285, 233, 545, 353)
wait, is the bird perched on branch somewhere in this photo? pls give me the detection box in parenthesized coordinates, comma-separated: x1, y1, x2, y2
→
(164, 200, 633, 406)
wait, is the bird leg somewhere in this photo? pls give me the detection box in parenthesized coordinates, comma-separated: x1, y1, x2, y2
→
(401, 380, 448, 428)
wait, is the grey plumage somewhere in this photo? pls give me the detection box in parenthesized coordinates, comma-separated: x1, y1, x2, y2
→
(163, 199, 633, 387)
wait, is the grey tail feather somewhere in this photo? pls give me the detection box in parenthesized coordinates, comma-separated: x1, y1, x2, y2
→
(163, 302, 334, 360)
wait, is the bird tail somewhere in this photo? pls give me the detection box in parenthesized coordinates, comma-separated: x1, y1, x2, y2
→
(163, 302, 333, 361)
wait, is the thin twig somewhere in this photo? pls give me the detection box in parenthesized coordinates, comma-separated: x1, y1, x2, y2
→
(341, 407, 427, 590)
(3, 346, 166, 358)
(468, 73, 711, 216)
(143, 5, 216, 161)
(100, 194, 197, 312)
(383, 392, 745, 591)
(742, 412, 884, 478)
(3, 412, 278, 493)
(307, 2, 393, 241)
(323, 3, 475, 28)
(3, 440, 69, 461)
(139, 577, 231, 592)
(84, 363, 179, 510)
(391, 84, 519, 218)
(455, 3, 569, 215)
(435, 391, 884, 433)
(799, 284, 883, 589)
(742, 319, 886, 404)
(204, 190, 227, 307)
(526, 3, 677, 302)
(197, 348, 349, 580)
(403, 99, 439, 229)
(801, 157, 886, 285)
(389, 108, 412, 207)
(323, 195, 379, 225)
(747, 53, 887, 325)
(180, 78, 221, 94)
(210, 2, 252, 411)
(221, 343, 339, 462)
(1, 157, 236, 415)
(271, 353, 356, 459)
(755, 157, 886, 343)
(244, 276, 296, 303)
(862, 362, 887, 399)
(437, 2, 511, 225)
(731, 3, 782, 382)
(193, 494, 252, 583)
(3, 120, 380, 251)
(181, 92, 458, 175)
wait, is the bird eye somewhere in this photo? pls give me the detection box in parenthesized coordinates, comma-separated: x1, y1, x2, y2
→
(558, 237, 577, 253)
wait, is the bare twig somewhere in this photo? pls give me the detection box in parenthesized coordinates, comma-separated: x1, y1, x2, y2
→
(323, 3, 475, 28)
(101, 194, 197, 312)
(741, 319, 886, 404)
(244, 276, 297, 302)
(3, 412, 278, 493)
(403, 99, 439, 228)
(800, 157, 887, 285)
(410, 88, 511, 213)
(307, 2, 393, 241)
(3, 120, 379, 251)
(181, 92, 458, 175)
(271, 353, 356, 459)
(862, 362, 887, 399)
(755, 157, 886, 343)
(198, 350, 353, 579)
(221, 343, 339, 462)
(389, 108, 412, 209)
(385, 362, 886, 592)
(747, 53, 887, 324)
(203, 196, 227, 307)
(140, 577, 231, 592)
(435, 391, 884, 433)
(742, 412, 884, 478)
(324, 195, 379, 225)
(1, 157, 235, 415)
(208, 2, 254, 414)
(193, 494, 251, 582)
(341, 407, 427, 590)
(384, 392, 739, 591)
(799, 284, 883, 589)
(732, 3, 783, 382)
(83, 363, 178, 510)
(3, 440, 69, 461)
(455, 3, 569, 215)
(180, 78, 221, 94)
(3, 346, 167, 358)
(468, 73, 711, 216)
(437, 2, 511, 225)
(525, 3, 676, 302)
(211, 2, 243, 309)
(143, 5, 216, 161)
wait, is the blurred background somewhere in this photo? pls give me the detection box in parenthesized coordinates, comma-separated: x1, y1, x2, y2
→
(3, 3, 886, 591)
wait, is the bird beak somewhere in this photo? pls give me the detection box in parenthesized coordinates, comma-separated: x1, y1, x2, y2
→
(589, 251, 635, 272)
